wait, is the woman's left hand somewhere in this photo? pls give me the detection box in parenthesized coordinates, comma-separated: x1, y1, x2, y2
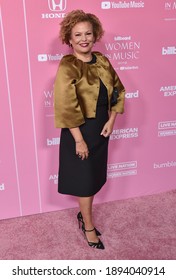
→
(100, 120, 114, 137)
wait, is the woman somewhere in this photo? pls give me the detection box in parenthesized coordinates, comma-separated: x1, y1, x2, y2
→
(54, 10, 125, 250)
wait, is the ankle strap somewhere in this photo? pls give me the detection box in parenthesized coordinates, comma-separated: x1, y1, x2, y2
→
(84, 227, 95, 232)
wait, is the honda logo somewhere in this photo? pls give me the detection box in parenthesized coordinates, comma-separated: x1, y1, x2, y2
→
(48, 0, 67, 11)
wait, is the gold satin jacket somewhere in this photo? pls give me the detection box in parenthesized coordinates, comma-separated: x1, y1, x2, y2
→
(54, 51, 125, 128)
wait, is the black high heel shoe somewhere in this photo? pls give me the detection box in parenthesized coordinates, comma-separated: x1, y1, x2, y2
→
(82, 225, 105, 250)
(77, 212, 101, 236)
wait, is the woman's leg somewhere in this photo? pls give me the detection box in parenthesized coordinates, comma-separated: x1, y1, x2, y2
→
(78, 196, 99, 243)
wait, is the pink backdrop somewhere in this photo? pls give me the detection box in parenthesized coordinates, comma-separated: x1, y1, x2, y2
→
(0, 0, 176, 220)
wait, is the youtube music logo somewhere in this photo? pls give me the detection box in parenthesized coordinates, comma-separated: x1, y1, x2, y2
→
(101, 1, 111, 9)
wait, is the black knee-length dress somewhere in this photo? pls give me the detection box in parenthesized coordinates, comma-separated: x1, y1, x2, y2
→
(58, 55, 109, 197)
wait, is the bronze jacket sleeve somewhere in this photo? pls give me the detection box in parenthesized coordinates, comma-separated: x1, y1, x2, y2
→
(54, 57, 85, 128)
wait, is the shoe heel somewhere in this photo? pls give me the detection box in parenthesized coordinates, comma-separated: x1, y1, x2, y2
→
(77, 212, 83, 229)
(77, 211, 101, 236)
(78, 220, 81, 229)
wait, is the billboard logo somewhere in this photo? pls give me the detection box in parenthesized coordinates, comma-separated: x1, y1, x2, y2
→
(47, 138, 60, 146)
(38, 54, 48, 62)
(101, 1, 111, 9)
(114, 36, 131, 41)
(162, 46, 176, 55)
(48, 0, 66, 11)
(125, 90, 139, 98)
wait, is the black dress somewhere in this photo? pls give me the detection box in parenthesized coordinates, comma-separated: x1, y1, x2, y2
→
(58, 54, 109, 197)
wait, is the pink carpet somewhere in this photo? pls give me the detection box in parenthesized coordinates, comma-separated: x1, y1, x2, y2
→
(0, 189, 176, 260)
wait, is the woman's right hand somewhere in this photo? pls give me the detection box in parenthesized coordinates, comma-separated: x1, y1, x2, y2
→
(76, 140, 89, 160)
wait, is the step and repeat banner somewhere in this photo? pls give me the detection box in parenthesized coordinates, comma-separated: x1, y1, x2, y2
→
(0, 0, 176, 220)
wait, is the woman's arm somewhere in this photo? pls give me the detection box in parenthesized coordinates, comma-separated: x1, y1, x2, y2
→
(69, 127, 89, 160)
(100, 111, 117, 137)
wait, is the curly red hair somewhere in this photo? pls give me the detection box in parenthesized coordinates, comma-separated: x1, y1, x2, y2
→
(59, 10, 104, 45)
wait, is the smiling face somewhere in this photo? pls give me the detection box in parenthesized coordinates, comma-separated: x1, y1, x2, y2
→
(69, 21, 95, 59)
